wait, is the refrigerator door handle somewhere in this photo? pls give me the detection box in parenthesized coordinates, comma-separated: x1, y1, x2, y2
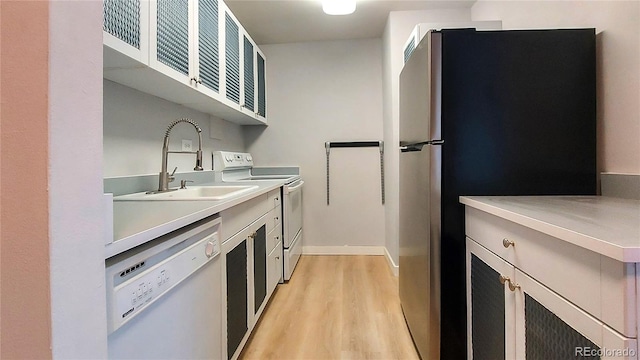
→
(399, 139, 444, 152)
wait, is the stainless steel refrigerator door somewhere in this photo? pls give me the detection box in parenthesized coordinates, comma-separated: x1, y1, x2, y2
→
(399, 31, 441, 360)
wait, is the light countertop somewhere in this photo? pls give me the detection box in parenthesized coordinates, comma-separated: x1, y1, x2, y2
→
(107, 180, 284, 259)
(460, 196, 640, 262)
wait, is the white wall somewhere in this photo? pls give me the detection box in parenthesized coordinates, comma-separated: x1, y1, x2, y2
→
(244, 39, 385, 249)
(49, 1, 107, 357)
(472, 0, 640, 174)
(103, 80, 245, 177)
(382, 9, 472, 267)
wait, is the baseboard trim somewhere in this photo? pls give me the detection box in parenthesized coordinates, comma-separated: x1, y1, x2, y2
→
(384, 247, 399, 277)
(302, 246, 385, 256)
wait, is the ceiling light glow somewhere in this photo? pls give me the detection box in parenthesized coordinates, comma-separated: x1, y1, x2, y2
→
(322, 0, 356, 15)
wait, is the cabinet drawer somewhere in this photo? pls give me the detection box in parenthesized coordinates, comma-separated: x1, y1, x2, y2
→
(465, 207, 603, 324)
(268, 223, 282, 253)
(221, 194, 269, 240)
(267, 242, 282, 299)
(266, 206, 281, 235)
(267, 188, 281, 209)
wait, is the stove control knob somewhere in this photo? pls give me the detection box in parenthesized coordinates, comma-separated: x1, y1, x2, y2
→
(246, 155, 252, 162)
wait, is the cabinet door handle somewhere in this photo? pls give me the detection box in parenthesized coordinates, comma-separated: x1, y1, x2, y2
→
(499, 274, 510, 285)
(190, 77, 202, 85)
(498, 274, 520, 291)
(502, 238, 515, 248)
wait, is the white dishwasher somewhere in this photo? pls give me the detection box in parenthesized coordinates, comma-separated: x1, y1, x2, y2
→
(106, 215, 222, 359)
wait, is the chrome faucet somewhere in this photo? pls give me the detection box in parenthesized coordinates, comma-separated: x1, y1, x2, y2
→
(158, 118, 204, 192)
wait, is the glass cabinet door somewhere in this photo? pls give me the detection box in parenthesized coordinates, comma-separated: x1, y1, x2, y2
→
(514, 269, 605, 360)
(156, 0, 189, 75)
(466, 238, 516, 360)
(243, 36, 255, 113)
(253, 224, 267, 314)
(224, 11, 241, 105)
(257, 52, 266, 118)
(226, 237, 247, 360)
(103, 0, 149, 65)
(197, 0, 220, 94)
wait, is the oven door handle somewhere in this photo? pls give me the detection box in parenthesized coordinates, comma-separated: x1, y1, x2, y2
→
(285, 181, 304, 194)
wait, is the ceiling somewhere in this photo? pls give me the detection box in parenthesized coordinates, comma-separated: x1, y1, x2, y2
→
(225, 0, 475, 45)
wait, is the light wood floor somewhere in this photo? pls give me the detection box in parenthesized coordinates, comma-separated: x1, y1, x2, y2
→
(240, 255, 420, 360)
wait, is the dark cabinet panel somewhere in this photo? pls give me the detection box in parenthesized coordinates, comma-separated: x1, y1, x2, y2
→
(525, 294, 600, 360)
(253, 225, 267, 313)
(471, 254, 505, 360)
(226, 239, 247, 360)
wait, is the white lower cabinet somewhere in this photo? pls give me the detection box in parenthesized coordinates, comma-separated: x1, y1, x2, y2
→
(468, 230, 638, 360)
(222, 219, 255, 360)
(220, 189, 284, 360)
(468, 237, 638, 360)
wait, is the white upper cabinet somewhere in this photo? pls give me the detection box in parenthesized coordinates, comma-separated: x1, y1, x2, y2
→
(103, 0, 267, 126)
(224, 10, 241, 106)
(149, 0, 192, 84)
(256, 48, 266, 120)
(241, 34, 255, 116)
(103, 0, 150, 68)
(195, 0, 222, 96)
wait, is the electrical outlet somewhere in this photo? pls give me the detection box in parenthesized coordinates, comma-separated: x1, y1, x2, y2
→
(182, 139, 193, 152)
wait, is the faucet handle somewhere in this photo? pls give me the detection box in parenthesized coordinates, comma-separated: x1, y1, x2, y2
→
(168, 167, 177, 183)
(180, 180, 194, 189)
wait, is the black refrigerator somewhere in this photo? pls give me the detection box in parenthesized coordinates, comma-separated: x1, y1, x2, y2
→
(398, 28, 596, 359)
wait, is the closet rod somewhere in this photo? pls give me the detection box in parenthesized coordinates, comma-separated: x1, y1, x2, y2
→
(327, 141, 381, 148)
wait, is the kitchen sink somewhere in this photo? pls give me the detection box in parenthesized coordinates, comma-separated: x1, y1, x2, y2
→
(114, 185, 259, 201)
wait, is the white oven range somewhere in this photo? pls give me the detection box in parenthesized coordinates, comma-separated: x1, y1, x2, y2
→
(213, 151, 303, 281)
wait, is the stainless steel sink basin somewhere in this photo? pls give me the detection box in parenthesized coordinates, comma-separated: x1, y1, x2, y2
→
(114, 185, 259, 201)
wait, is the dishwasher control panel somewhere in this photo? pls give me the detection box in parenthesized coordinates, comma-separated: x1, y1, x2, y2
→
(106, 218, 221, 334)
